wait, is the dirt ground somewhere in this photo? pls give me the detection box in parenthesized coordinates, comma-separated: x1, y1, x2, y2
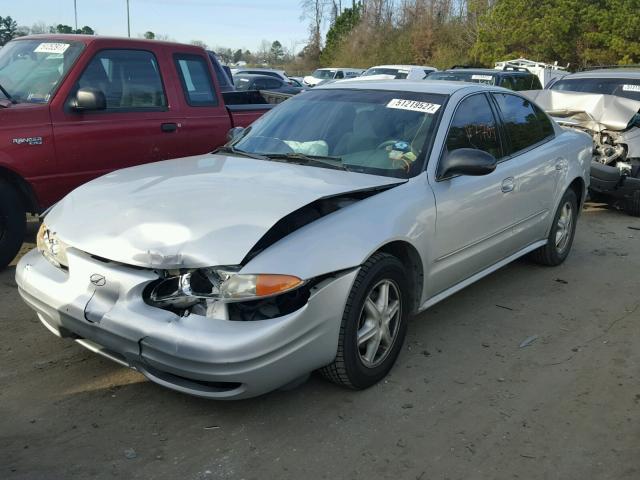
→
(1, 203, 639, 480)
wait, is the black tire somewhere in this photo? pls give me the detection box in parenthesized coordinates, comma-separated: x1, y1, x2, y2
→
(0, 179, 26, 270)
(320, 252, 409, 389)
(624, 190, 640, 217)
(530, 188, 578, 266)
(588, 188, 610, 204)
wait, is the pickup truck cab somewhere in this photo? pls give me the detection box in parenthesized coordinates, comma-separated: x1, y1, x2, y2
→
(0, 35, 271, 268)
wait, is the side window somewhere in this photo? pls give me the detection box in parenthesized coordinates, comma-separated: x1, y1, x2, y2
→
(253, 78, 268, 90)
(76, 49, 166, 110)
(208, 53, 231, 89)
(174, 54, 217, 106)
(444, 94, 501, 161)
(493, 93, 554, 154)
(264, 78, 282, 89)
(335, 71, 344, 79)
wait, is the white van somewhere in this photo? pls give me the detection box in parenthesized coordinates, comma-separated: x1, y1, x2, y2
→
(303, 68, 364, 86)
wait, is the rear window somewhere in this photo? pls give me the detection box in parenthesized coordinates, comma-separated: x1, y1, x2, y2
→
(174, 54, 217, 106)
(551, 77, 640, 101)
(428, 71, 497, 86)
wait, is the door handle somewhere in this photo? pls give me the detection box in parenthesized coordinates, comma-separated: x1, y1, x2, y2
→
(161, 122, 178, 133)
(501, 177, 515, 193)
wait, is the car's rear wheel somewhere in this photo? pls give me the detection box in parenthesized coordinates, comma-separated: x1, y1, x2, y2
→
(530, 188, 578, 266)
(320, 252, 409, 389)
(0, 180, 26, 270)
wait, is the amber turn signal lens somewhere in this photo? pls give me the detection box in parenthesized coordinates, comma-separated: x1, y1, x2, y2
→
(255, 274, 303, 297)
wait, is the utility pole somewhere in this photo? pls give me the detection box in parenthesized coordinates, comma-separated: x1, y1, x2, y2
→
(126, 0, 131, 37)
(74, 0, 78, 31)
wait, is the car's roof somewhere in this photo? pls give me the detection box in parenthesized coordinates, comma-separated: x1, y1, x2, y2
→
(368, 64, 435, 70)
(236, 67, 286, 73)
(233, 73, 283, 80)
(440, 68, 533, 76)
(562, 68, 640, 79)
(317, 79, 496, 95)
(316, 67, 363, 71)
(15, 34, 200, 50)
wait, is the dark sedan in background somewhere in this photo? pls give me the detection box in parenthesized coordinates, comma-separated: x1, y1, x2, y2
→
(232, 74, 304, 94)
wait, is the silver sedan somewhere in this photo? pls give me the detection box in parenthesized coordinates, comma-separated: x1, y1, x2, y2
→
(16, 81, 592, 399)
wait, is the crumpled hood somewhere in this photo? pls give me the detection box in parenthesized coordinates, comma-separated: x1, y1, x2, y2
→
(522, 89, 640, 131)
(46, 154, 403, 269)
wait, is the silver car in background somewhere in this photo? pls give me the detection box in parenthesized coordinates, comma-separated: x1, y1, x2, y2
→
(16, 81, 592, 399)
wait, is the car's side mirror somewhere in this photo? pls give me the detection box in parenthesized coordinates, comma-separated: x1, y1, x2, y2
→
(439, 148, 497, 179)
(226, 126, 245, 143)
(70, 87, 106, 112)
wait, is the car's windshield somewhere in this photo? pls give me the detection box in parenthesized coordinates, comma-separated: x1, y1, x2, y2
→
(364, 68, 407, 79)
(427, 71, 497, 85)
(312, 69, 336, 79)
(0, 39, 84, 103)
(550, 77, 640, 101)
(231, 88, 446, 178)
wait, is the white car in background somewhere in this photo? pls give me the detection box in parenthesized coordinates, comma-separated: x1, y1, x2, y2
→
(362, 65, 437, 81)
(303, 68, 364, 86)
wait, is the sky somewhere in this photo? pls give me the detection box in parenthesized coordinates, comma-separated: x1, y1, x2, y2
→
(2, 0, 311, 52)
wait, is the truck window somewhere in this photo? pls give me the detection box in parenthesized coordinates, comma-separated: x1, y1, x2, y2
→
(75, 49, 166, 110)
(175, 54, 217, 106)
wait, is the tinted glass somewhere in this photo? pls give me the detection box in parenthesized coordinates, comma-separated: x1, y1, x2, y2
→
(175, 54, 217, 106)
(551, 77, 640, 101)
(233, 76, 251, 90)
(445, 94, 501, 160)
(0, 39, 84, 103)
(493, 93, 553, 153)
(427, 71, 497, 86)
(208, 52, 232, 89)
(500, 76, 515, 90)
(77, 49, 166, 109)
(335, 71, 344, 79)
(264, 78, 282, 89)
(512, 75, 533, 91)
(233, 89, 446, 178)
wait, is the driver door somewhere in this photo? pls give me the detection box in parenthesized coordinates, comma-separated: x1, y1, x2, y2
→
(427, 93, 520, 297)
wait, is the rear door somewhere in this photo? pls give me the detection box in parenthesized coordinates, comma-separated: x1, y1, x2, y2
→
(491, 92, 561, 247)
(428, 93, 518, 295)
(51, 47, 182, 193)
(173, 52, 231, 156)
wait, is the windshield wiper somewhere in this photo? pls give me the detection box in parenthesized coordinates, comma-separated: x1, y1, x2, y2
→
(213, 145, 270, 160)
(0, 83, 16, 105)
(263, 152, 348, 171)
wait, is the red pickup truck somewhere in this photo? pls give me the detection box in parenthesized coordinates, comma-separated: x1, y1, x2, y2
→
(0, 35, 272, 268)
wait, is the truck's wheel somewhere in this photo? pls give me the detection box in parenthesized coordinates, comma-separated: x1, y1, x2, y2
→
(0, 180, 26, 270)
(320, 252, 409, 389)
(624, 190, 640, 217)
(530, 188, 578, 266)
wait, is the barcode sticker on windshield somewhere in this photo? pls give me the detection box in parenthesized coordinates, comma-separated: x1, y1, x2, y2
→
(471, 74, 494, 81)
(386, 99, 441, 114)
(622, 84, 640, 92)
(34, 43, 70, 54)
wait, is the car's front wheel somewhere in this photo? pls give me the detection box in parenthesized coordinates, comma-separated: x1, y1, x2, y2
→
(530, 188, 578, 266)
(320, 252, 409, 389)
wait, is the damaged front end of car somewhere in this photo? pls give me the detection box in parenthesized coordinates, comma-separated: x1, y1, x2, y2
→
(523, 90, 640, 204)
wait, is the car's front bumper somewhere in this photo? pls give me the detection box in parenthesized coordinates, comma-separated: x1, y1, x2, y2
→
(16, 249, 357, 399)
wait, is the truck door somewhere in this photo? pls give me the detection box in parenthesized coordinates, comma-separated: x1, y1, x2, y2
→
(50, 48, 183, 194)
(172, 52, 232, 156)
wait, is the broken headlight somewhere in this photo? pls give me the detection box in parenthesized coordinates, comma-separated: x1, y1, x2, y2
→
(146, 267, 304, 309)
(36, 223, 69, 269)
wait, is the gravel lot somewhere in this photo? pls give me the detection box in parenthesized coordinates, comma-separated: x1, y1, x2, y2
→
(2, 203, 639, 480)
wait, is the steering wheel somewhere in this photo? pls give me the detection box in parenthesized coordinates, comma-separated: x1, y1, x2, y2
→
(376, 139, 400, 150)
